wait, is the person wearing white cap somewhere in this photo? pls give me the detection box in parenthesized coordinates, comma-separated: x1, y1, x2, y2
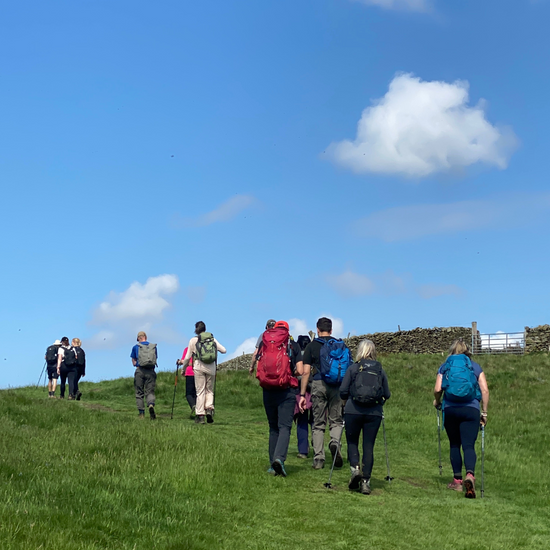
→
(44, 339, 61, 398)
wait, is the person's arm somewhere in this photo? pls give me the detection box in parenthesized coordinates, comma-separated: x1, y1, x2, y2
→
(214, 339, 226, 354)
(339, 365, 352, 405)
(57, 349, 63, 373)
(249, 348, 259, 374)
(298, 364, 310, 412)
(382, 370, 391, 402)
(478, 372, 489, 426)
(433, 373, 443, 408)
(131, 345, 138, 367)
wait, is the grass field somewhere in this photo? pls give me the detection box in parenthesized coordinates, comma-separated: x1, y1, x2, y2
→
(1, 353, 549, 550)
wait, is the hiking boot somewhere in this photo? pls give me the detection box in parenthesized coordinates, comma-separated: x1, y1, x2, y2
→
(272, 459, 287, 477)
(359, 478, 372, 495)
(76, 391, 82, 401)
(348, 466, 362, 491)
(464, 473, 476, 499)
(195, 415, 206, 424)
(312, 459, 325, 470)
(138, 412, 145, 419)
(296, 453, 308, 459)
(447, 478, 463, 492)
(267, 467, 276, 475)
(68, 395, 75, 401)
(329, 441, 343, 468)
(189, 407, 196, 420)
(148, 404, 156, 420)
(205, 409, 214, 424)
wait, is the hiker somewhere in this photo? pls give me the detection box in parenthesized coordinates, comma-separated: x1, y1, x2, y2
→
(295, 335, 313, 459)
(72, 338, 86, 401)
(298, 317, 350, 470)
(45, 339, 61, 398)
(131, 331, 158, 419)
(340, 339, 391, 495)
(433, 338, 489, 499)
(180, 322, 226, 424)
(252, 320, 303, 476)
(177, 346, 196, 416)
(57, 337, 78, 400)
(249, 319, 276, 374)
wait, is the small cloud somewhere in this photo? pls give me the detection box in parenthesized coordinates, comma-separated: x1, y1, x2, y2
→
(351, 0, 432, 12)
(173, 195, 256, 228)
(326, 73, 518, 178)
(416, 284, 464, 299)
(289, 318, 309, 339)
(326, 270, 376, 298)
(227, 337, 257, 360)
(185, 286, 206, 304)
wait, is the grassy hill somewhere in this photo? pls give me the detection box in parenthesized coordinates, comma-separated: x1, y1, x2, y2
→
(1, 353, 549, 550)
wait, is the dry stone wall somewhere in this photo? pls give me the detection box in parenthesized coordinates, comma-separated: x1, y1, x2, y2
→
(218, 325, 472, 370)
(524, 325, 550, 353)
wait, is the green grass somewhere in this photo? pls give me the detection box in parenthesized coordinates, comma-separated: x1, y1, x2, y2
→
(1, 354, 549, 549)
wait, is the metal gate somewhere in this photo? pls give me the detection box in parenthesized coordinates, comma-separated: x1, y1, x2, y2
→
(471, 331, 525, 355)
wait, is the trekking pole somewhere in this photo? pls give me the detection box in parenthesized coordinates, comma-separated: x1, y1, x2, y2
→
(437, 407, 442, 476)
(170, 361, 179, 420)
(382, 414, 394, 483)
(324, 420, 345, 489)
(481, 425, 485, 498)
(36, 361, 46, 388)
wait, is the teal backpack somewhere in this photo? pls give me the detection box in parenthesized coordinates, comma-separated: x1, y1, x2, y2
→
(440, 354, 481, 403)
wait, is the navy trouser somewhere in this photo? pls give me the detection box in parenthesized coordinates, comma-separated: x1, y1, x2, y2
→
(75, 366, 85, 394)
(344, 413, 382, 479)
(444, 406, 480, 477)
(263, 388, 296, 464)
(185, 375, 197, 410)
(296, 409, 311, 455)
(59, 365, 77, 398)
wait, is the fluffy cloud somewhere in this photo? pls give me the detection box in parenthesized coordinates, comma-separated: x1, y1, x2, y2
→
(174, 195, 256, 227)
(89, 274, 180, 349)
(351, 0, 431, 11)
(227, 337, 258, 360)
(353, 193, 550, 241)
(326, 270, 375, 297)
(327, 73, 517, 178)
(289, 318, 309, 339)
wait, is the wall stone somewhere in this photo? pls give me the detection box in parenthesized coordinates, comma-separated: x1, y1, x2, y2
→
(524, 325, 550, 353)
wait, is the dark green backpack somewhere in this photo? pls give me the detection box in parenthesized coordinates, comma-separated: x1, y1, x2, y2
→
(195, 332, 217, 364)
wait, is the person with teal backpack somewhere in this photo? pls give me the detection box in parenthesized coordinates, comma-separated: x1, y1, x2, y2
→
(433, 338, 489, 498)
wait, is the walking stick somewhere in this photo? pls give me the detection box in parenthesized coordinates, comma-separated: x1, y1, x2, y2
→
(170, 361, 179, 420)
(382, 415, 394, 483)
(437, 407, 442, 476)
(36, 361, 46, 388)
(481, 425, 485, 498)
(324, 420, 345, 489)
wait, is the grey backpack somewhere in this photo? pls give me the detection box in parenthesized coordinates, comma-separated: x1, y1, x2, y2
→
(137, 343, 157, 368)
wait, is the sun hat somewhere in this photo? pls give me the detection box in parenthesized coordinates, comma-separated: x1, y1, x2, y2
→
(52, 339, 61, 345)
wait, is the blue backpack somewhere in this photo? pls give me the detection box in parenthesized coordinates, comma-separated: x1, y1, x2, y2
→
(440, 354, 481, 403)
(316, 338, 352, 385)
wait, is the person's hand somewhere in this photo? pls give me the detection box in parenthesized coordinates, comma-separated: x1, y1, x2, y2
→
(248, 366, 255, 376)
(433, 399, 442, 410)
(176, 359, 183, 365)
(298, 396, 306, 413)
(480, 412, 487, 427)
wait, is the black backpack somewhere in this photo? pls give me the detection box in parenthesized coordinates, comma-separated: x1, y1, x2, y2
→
(297, 335, 311, 352)
(75, 347, 86, 367)
(350, 360, 385, 406)
(63, 346, 77, 367)
(45, 345, 59, 365)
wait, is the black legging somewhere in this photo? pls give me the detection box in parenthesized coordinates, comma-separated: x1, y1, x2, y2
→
(185, 375, 197, 410)
(344, 413, 382, 479)
(444, 406, 480, 477)
(59, 366, 77, 398)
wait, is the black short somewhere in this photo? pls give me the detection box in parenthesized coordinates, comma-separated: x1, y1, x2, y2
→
(47, 366, 59, 380)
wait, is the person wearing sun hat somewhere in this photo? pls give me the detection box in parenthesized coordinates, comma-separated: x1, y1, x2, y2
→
(252, 320, 303, 477)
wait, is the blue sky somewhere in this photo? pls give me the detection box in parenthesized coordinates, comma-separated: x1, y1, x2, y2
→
(1, 0, 549, 388)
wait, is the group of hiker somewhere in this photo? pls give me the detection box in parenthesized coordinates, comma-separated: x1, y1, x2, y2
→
(44, 337, 86, 400)
(43, 316, 490, 498)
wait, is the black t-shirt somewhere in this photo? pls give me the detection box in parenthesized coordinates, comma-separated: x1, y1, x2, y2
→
(302, 336, 332, 381)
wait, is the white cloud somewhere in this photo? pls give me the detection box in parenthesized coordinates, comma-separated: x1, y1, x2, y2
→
(327, 73, 517, 178)
(289, 318, 309, 339)
(326, 270, 375, 297)
(93, 274, 179, 323)
(227, 337, 257, 360)
(320, 315, 345, 338)
(353, 193, 550, 241)
(416, 284, 464, 299)
(88, 274, 180, 350)
(351, 0, 431, 12)
(481, 331, 524, 350)
(175, 195, 256, 227)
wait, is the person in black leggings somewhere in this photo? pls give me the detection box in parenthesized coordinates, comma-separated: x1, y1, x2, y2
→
(57, 337, 78, 400)
(340, 339, 391, 495)
(434, 338, 489, 498)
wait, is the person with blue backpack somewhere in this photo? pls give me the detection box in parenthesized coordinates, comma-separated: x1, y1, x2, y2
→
(433, 338, 489, 498)
(298, 317, 352, 470)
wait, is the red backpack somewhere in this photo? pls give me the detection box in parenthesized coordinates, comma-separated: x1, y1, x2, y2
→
(256, 327, 297, 389)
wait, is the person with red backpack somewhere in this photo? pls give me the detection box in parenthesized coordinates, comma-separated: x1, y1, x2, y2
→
(252, 320, 303, 477)
(433, 338, 490, 498)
